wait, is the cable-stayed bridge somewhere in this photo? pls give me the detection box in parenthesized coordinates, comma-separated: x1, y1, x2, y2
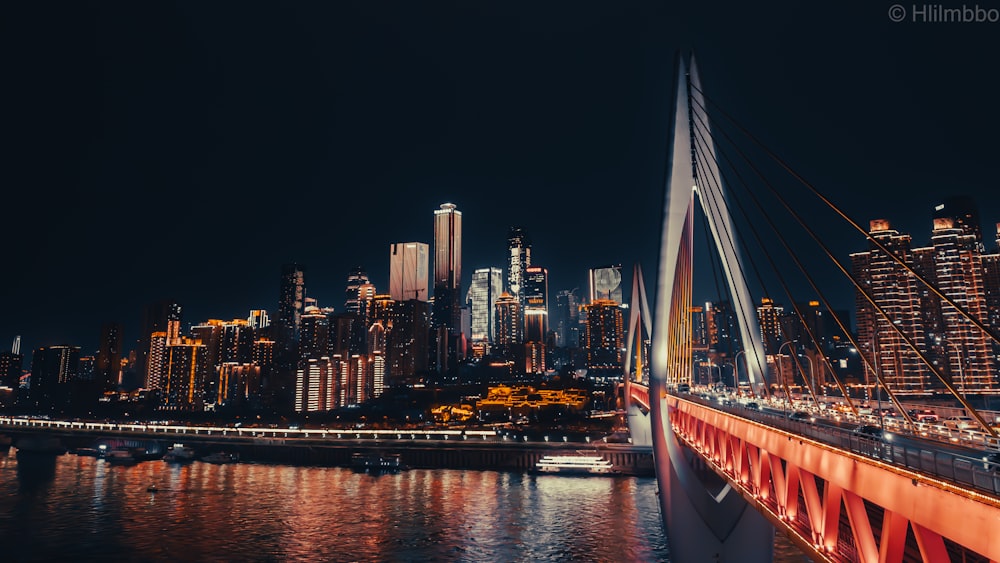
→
(624, 55, 1000, 562)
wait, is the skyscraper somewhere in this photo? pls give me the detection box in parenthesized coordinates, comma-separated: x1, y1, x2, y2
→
(277, 262, 306, 344)
(248, 309, 270, 330)
(850, 219, 931, 392)
(137, 299, 182, 388)
(433, 203, 462, 374)
(390, 242, 429, 301)
(507, 227, 531, 299)
(755, 298, 784, 355)
(467, 267, 503, 343)
(589, 264, 623, 304)
(523, 266, 549, 342)
(26, 345, 81, 411)
(344, 266, 371, 314)
(553, 289, 580, 348)
(96, 322, 123, 392)
(927, 217, 995, 392)
(933, 195, 983, 249)
(494, 291, 522, 361)
(0, 336, 24, 392)
(582, 300, 624, 373)
(433, 203, 462, 330)
(163, 337, 210, 410)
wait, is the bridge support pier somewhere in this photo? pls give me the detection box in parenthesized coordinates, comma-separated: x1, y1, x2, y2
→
(659, 438, 774, 563)
(627, 404, 652, 447)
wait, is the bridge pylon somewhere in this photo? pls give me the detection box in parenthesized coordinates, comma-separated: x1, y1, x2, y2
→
(648, 55, 773, 562)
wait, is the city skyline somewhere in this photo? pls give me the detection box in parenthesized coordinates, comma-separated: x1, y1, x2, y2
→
(4, 2, 999, 357)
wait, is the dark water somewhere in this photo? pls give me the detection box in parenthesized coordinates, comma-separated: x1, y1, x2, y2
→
(0, 448, 808, 562)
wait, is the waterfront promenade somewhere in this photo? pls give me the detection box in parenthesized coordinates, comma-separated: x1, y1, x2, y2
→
(0, 416, 654, 475)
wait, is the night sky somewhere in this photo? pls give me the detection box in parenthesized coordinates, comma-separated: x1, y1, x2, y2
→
(3, 1, 999, 355)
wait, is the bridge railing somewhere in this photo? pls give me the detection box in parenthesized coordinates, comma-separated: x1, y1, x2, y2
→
(677, 393, 1000, 498)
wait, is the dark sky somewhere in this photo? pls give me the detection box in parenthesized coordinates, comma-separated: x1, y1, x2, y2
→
(3, 1, 999, 355)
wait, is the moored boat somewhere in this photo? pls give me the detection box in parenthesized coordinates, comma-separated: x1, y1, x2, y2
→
(200, 452, 239, 464)
(351, 453, 407, 474)
(163, 443, 197, 464)
(535, 452, 617, 475)
(104, 449, 139, 465)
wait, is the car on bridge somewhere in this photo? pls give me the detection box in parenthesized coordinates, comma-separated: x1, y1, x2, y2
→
(982, 451, 1000, 471)
(908, 408, 939, 422)
(788, 411, 816, 423)
(944, 416, 976, 430)
(854, 424, 884, 439)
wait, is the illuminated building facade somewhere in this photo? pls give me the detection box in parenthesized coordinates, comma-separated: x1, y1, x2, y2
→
(163, 337, 210, 410)
(507, 227, 531, 300)
(276, 262, 306, 343)
(390, 243, 429, 302)
(299, 306, 330, 360)
(582, 299, 624, 373)
(755, 298, 784, 355)
(295, 356, 334, 413)
(147, 332, 168, 391)
(523, 266, 548, 373)
(387, 299, 429, 384)
(851, 219, 932, 392)
(138, 299, 182, 389)
(0, 336, 23, 395)
(494, 292, 522, 362)
(247, 309, 270, 330)
(589, 264, 623, 303)
(344, 266, 371, 314)
(432, 204, 462, 374)
(467, 267, 503, 343)
(925, 217, 995, 392)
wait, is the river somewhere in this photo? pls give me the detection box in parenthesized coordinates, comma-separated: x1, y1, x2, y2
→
(0, 449, 808, 562)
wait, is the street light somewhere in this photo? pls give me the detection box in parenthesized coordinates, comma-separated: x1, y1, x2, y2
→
(777, 341, 797, 406)
(734, 350, 747, 392)
(941, 338, 967, 396)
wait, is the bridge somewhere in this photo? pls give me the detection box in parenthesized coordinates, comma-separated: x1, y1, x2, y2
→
(621, 55, 1000, 562)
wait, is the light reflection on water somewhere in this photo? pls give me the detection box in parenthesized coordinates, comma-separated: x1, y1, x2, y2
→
(0, 448, 807, 562)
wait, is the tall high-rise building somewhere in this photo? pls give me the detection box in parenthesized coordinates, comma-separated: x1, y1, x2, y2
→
(163, 337, 210, 410)
(248, 309, 270, 330)
(553, 289, 581, 348)
(390, 243, 429, 301)
(523, 266, 549, 342)
(755, 298, 784, 355)
(933, 195, 983, 249)
(96, 322, 123, 392)
(927, 217, 995, 392)
(494, 292, 522, 360)
(276, 262, 306, 344)
(467, 267, 503, 343)
(26, 345, 81, 411)
(295, 357, 335, 413)
(1, 336, 24, 391)
(507, 227, 531, 300)
(344, 266, 371, 314)
(147, 332, 169, 391)
(300, 306, 330, 360)
(386, 299, 430, 384)
(589, 265, 623, 304)
(433, 203, 462, 375)
(850, 219, 931, 392)
(582, 299, 624, 373)
(433, 204, 462, 329)
(137, 299, 182, 388)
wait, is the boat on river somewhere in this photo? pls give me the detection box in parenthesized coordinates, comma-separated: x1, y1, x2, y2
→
(535, 452, 617, 475)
